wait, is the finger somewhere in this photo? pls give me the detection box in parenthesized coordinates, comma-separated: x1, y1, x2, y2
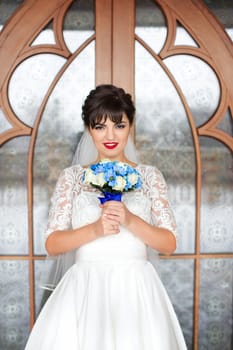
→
(105, 209, 124, 218)
(108, 227, 120, 234)
(106, 214, 121, 224)
(102, 213, 118, 221)
(103, 208, 123, 217)
(103, 214, 121, 224)
(103, 226, 119, 235)
(102, 210, 120, 219)
(102, 201, 124, 210)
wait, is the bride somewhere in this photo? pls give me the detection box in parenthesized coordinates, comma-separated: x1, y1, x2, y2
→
(25, 84, 187, 349)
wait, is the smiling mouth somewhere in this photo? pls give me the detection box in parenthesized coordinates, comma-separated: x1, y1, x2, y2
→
(103, 142, 118, 149)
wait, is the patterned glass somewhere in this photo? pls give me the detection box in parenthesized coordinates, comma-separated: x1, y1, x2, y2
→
(0, 260, 30, 350)
(9, 55, 66, 128)
(164, 55, 220, 127)
(136, 0, 167, 54)
(63, 0, 95, 52)
(1, 1, 95, 348)
(34, 260, 52, 317)
(33, 41, 95, 255)
(199, 259, 233, 349)
(0, 137, 29, 254)
(202, 0, 233, 29)
(135, 42, 196, 254)
(159, 259, 194, 350)
(136, 2, 233, 350)
(28, 0, 94, 255)
(0, 107, 12, 133)
(200, 137, 233, 253)
(0, 1, 24, 31)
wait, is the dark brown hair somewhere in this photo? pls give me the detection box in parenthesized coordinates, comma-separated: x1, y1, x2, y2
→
(82, 84, 135, 128)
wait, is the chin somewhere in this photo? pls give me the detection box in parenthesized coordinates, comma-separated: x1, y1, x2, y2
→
(100, 145, 126, 161)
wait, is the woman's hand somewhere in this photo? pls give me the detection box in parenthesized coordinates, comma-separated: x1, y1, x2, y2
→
(100, 200, 134, 228)
(93, 200, 135, 238)
(93, 204, 120, 237)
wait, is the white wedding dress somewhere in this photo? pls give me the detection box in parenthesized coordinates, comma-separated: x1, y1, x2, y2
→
(25, 164, 187, 350)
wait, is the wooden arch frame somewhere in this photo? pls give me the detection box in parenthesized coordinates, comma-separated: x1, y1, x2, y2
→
(0, 0, 232, 149)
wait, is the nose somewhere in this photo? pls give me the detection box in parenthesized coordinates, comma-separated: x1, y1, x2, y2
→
(106, 126, 115, 140)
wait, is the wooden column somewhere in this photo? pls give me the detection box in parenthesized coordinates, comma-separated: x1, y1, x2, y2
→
(112, 0, 135, 97)
(95, 0, 113, 85)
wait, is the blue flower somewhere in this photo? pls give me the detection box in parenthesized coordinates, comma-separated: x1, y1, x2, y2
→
(83, 159, 142, 194)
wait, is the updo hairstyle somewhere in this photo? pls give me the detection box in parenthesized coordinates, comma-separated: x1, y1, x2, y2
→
(82, 84, 135, 128)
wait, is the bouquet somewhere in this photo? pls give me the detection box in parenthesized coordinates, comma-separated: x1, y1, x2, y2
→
(83, 159, 142, 203)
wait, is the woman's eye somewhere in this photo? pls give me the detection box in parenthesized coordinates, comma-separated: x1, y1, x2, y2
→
(94, 124, 105, 130)
(115, 123, 125, 129)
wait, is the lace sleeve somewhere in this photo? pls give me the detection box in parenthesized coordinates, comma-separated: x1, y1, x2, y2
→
(44, 166, 81, 240)
(143, 166, 177, 237)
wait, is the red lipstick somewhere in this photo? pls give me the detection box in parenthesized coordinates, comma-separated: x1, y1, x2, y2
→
(103, 142, 118, 149)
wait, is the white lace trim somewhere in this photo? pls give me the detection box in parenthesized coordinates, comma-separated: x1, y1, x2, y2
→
(45, 164, 177, 240)
(137, 165, 177, 236)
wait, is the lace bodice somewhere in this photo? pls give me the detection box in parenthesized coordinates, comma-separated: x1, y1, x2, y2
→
(45, 164, 176, 260)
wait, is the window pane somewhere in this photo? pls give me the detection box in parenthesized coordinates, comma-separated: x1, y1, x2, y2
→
(135, 41, 196, 254)
(199, 259, 233, 349)
(0, 260, 30, 350)
(160, 259, 194, 349)
(0, 137, 29, 254)
(200, 137, 233, 253)
(33, 42, 95, 254)
(0, 1, 24, 32)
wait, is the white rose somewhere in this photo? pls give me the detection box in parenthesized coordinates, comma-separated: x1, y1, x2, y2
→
(93, 173, 106, 187)
(112, 176, 126, 191)
(128, 173, 138, 185)
(83, 169, 95, 184)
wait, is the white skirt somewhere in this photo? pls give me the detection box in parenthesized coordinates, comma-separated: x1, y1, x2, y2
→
(25, 259, 187, 350)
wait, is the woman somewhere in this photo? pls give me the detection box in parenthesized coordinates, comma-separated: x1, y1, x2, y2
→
(25, 84, 187, 349)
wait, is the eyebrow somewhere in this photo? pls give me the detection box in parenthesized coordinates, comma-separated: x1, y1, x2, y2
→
(94, 120, 127, 125)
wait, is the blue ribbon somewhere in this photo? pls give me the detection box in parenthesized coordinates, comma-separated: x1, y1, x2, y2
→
(98, 191, 122, 204)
